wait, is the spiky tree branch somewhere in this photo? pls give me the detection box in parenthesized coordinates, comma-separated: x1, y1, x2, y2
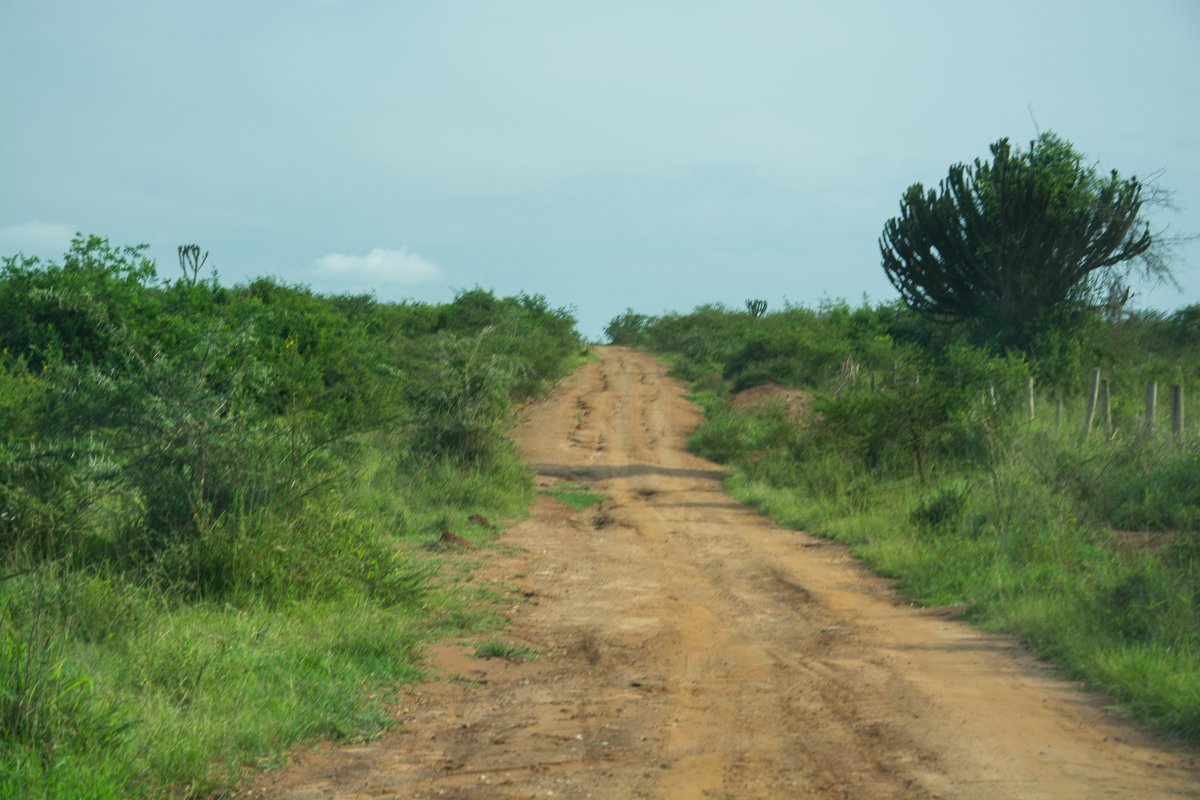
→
(880, 135, 1152, 351)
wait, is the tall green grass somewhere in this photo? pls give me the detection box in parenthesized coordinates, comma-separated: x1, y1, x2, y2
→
(0, 439, 544, 799)
(707, 400, 1200, 739)
(624, 299, 1200, 739)
(0, 236, 586, 798)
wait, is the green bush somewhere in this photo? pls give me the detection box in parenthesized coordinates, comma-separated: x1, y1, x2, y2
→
(910, 480, 970, 532)
(0, 572, 131, 769)
(603, 308, 651, 346)
(407, 331, 519, 465)
(647, 296, 1200, 739)
(0, 235, 584, 797)
(688, 395, 796, 464)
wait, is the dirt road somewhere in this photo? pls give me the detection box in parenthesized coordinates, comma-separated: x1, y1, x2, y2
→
(258, 347, 1198, 799)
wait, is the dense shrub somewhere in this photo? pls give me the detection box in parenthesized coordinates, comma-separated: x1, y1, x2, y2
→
(0, 235, 584, 794)
(616, 296, 1200, 738)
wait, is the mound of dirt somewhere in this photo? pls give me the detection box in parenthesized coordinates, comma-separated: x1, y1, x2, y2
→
(731, 381, 812, 420)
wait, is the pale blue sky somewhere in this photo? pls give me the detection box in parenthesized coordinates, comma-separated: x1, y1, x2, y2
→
(2, 1, 1197, 338)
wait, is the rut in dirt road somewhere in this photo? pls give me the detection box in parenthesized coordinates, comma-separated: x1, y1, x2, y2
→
(256, 347, 1199, 800)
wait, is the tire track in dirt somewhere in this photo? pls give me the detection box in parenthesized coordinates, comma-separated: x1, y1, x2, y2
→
(253, 346, 1198, 799)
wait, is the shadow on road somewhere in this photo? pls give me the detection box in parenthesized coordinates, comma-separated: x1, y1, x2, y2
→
(530, 462, 729, 483)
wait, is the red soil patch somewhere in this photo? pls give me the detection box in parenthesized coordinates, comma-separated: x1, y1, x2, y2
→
(731, 381, 812, 420)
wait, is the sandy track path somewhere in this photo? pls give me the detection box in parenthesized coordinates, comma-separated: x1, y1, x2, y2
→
(256, 347, 1198, 799)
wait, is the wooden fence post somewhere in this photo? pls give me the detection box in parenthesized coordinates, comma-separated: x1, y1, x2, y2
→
(1083, 368, 1101, 439)
(1026, 376, 1035, 422)
(1099, 379, 1113, 438)
(1172, 384, 1185, 440)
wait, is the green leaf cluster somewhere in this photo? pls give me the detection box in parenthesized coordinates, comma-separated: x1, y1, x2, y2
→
(0, 234, 584, 793)
(880, 133, 1155, 354)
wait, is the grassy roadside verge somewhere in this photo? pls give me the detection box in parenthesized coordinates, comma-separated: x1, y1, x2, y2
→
(1, 438, 535, 799)
(607, 300, 1199, 742)
(690, 385, 1200, 742)
(0, 236, 588, 798)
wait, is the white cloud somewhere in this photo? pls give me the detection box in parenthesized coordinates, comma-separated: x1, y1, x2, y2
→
(0, 221, 75, 256)
(312, 246, 442, 289)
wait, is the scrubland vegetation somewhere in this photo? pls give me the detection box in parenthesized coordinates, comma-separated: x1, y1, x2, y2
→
(610, 299, 1200, 739)
(0, 236, 584, 798)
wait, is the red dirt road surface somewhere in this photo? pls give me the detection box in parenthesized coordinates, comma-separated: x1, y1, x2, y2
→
(256, 347, 1198, 799)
